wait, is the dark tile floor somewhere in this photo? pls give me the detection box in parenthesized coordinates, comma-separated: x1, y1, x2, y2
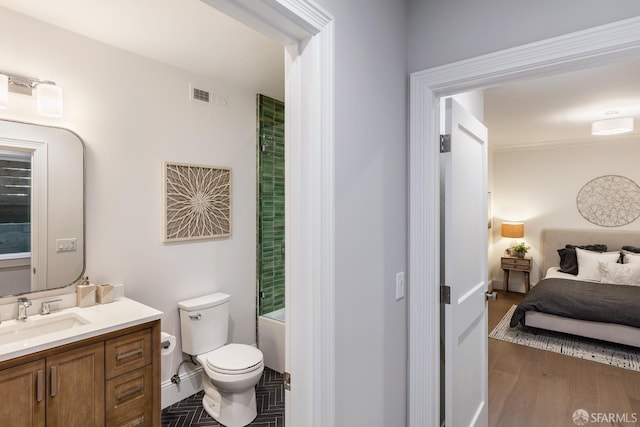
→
(162, 368, 284, 427)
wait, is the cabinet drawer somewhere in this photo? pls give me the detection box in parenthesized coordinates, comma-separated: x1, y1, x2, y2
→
(106, 413, 147, 427)
(106, 329, 152, 379)
(106, 365, 152, 425)
(501, 257, 530, 270)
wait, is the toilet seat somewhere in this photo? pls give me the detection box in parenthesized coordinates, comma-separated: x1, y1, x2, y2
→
(205, 343, 263, 375)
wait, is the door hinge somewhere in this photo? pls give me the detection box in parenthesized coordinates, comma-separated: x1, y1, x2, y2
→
(440, 285, 451, 304)
(440, 134, 451, 153)
(283, 371, 291, 391)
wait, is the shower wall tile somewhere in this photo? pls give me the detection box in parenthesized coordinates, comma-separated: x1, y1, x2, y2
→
(257, 94, 285, 316)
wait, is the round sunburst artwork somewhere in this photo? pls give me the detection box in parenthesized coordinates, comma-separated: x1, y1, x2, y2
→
(164, 162, 232, 241)
(576, 175, 640, 227)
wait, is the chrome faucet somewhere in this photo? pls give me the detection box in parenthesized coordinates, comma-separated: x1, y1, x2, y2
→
(17, 297, 32, 321)
(40, 299, 63, 315)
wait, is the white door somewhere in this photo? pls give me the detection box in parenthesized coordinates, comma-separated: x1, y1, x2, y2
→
(442, 97, 489, 427)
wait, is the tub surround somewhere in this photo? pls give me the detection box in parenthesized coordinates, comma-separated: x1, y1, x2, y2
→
(258, 310, 284, 373)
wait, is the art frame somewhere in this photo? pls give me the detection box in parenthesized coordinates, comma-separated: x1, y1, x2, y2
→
(576, 175, 640, 227)
(163, 161, 232, 242)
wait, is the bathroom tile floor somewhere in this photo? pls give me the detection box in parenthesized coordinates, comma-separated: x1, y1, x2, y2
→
(162, 368, 284, 427)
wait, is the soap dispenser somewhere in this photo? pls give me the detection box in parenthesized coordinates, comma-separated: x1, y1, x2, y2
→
(76, 276, 96, 308)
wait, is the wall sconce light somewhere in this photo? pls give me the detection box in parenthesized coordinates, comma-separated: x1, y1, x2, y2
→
(591, 116, 634, 136)
(0, 71, 63, 118)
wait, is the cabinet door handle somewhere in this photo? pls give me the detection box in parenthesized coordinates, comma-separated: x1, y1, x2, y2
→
(36, 370, 44, 402)
(50, 366, 57, 397)
(116, 348, 143, 361)
(116, 385, 144, 401)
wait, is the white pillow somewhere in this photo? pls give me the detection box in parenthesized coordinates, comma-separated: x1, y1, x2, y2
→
(599, 261, 640, 285)
(623, 251, 640, 264)
(575, 248, 621, 282)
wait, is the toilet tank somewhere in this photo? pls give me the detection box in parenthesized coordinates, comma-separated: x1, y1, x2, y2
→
(178, 292, 231, 355)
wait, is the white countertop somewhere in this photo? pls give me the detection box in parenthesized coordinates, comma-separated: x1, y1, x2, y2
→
(0, 297, 163, 362)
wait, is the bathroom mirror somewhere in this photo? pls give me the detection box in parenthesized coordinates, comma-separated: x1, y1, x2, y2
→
(0, 119, 84, 296)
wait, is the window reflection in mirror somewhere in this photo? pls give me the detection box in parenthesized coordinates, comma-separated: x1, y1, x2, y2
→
(0, 151, 31, 256)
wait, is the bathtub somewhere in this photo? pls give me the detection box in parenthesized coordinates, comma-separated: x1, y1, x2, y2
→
(258, 308, 285, 373)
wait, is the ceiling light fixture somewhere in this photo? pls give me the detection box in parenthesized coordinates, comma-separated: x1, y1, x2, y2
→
(591, 116, 634, 136)
(0, 71, 63, 118)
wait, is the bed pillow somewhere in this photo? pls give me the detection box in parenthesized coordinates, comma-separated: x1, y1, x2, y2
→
(623, 251, 640, 264)
(599, 261, 640, 285)
(557, 244, 608, 275)
(575, 248, 621, 282)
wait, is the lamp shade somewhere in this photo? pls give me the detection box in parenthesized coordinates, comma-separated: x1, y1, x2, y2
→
(501, 222, 524, 238)
(0, 74, 7, 109)
(591, 117, 634, 136)
(36, 82, 63, 118)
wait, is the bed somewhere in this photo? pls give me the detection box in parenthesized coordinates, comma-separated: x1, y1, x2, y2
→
(509, 228, 640, 347)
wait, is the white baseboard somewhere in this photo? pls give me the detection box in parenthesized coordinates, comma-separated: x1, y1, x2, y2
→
(161, 366, 203, 409)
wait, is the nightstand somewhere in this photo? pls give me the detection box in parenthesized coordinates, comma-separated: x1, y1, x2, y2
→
(501, 256, 532, 293)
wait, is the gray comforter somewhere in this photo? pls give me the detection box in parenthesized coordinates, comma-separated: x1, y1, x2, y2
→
(510, 277, 640, 328)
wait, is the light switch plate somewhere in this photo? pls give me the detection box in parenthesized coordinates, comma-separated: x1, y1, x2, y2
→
(56, 238, 77, 252)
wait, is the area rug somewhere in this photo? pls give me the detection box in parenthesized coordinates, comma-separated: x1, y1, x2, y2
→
(489, 305, 640, 372)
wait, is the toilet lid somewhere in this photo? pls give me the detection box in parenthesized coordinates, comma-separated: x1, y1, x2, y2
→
(206, 344, 263, 375)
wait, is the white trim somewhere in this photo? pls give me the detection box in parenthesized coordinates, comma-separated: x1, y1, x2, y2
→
(161, 366, 204, 409)
(203, 2, 335, 426)
(492, 132, 640, 153)
(409, 16, 640, 427)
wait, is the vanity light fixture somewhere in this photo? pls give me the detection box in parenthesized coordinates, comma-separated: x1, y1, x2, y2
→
(591, 116, 634, 136)
(0, 71, 63, 118)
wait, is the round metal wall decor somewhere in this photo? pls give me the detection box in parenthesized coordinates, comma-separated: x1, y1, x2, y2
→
(576, 175, 640, 227)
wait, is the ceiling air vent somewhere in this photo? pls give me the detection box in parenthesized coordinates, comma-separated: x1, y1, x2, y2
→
(192, 87, 210, 103)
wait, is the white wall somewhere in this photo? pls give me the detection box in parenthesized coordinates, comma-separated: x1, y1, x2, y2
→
(312, 0, 408, 425)
(492, 138, 640, 290)
(408, 0, 640, 71)
(0, 8, 268, 385)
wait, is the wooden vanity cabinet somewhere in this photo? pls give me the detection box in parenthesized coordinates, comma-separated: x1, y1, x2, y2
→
(0, 320, 160, 427)
(46, 342, 105, 427)
(0, 359, 45, 427)
(105, 329, 154, 427)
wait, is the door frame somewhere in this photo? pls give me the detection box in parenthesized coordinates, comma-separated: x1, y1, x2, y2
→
(203, 1, 335, 426)
(408, 16, 640, 427)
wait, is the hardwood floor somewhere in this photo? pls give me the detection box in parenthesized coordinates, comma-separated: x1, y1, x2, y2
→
(489, 291, 640, 427)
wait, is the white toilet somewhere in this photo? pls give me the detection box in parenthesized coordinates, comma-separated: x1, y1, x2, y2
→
(178, 292, 264, 427)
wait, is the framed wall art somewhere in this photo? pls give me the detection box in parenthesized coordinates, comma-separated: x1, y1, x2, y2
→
(576, 174, 640, 227)
(163, 161, 232, 241)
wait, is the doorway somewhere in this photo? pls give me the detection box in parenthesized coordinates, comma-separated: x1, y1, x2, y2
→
(202, 2, 336, 425)
(408, 17, 640, 427)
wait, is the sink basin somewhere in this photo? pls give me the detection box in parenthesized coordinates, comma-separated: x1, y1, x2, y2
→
(0, 312, 90, 346)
